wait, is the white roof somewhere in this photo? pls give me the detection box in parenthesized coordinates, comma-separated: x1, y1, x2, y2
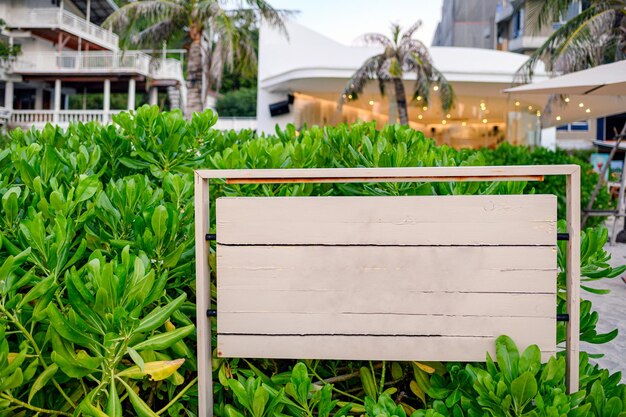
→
(259, 21, 548, 89)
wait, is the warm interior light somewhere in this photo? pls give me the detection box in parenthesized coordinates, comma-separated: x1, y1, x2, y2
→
(423, 106, 428, 111)
(417, 96, 422, 101)
(528, 106, 533, 111)
(515, 101, 520, 106)
(536, 111, 541, 116)
(578, 102, 584, 107)
(418, 114, 423, 120)
(368, 100, 374, 105)
(564, 97, 570, 103)
(556, 116, 562, 121)
(446, 114, 451, 119)
(442, 120, 447, 125)
(433, 85, 439, 91)
(482, 119, 488, 124)
(586, 108, 591, 113)
(462, 121, 467, 126)
(348, 94, 353, 99)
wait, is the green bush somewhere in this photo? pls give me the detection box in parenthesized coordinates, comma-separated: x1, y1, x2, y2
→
(215, 88, 257, 117)
(0, 106, 622, 416)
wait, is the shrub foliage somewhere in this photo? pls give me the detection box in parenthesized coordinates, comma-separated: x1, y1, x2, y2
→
(0, 106, 623, 416)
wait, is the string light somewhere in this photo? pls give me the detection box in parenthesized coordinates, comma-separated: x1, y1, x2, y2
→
(586, 108, 591, 113)
(348, 94, 353, 99)
(564, 97, 570, 103)
(482, 119, 488, 124)
(556, 116, 562, 121)
(423, 106, 428, 111)
(416, 96, 422, 101)
(442, 120, 447, 124)
(515, 101, 520, 106)
(528, 106, 533, 111)
(578, 102, 584, 108)
(446, 114, 451, 119)
(368, 100, 374, 105)
(536, 111, 541, 117)
(462, 121, 467, 126)
(418, 114, 423, 120)
(433, 85, 439, 91)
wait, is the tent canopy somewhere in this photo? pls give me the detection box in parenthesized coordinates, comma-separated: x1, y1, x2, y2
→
(504, 60, 626, 127)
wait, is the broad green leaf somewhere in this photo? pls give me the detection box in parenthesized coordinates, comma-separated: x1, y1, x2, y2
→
(511, 372, 537, 413)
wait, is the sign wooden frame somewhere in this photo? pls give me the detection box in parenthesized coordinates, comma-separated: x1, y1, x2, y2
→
(194, 165, 581, 417)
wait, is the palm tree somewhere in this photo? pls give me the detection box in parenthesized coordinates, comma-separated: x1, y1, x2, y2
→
(340, 21, 454, 126)
(105, 0, 289, 118)
(518, 0, 625, 81)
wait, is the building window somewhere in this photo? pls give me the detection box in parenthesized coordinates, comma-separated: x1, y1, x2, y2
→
(513, 10, 523, 39)
(557, 121, 590, 132)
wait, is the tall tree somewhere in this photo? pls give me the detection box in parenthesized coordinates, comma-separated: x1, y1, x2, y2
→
(518, 0, 625, 80)
(105, 0, 288, 118)
(340, 21, 454, 126)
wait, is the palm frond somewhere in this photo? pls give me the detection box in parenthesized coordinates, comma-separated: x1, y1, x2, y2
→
(130, 18, 181, 47)
(241, 0, 294, 37)
(400, 20, 422, 42)
(104, 0, 185, 32)
(338, 54, 386, 108)
(354, 33, 393, 48)
(525, 0, 573, 34)
(515, 6, 615, 82)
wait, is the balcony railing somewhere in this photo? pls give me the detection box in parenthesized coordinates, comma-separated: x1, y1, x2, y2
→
(6, 8, 118, 50)
(9, 109, 123, 128)
(12, 51, 184, 82)
(213, 117, 258, 131)
(9, 110, 256, 131)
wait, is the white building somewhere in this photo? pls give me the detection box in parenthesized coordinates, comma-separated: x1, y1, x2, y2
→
(0, 0, 185, 130)
(256, 21, 601, 150)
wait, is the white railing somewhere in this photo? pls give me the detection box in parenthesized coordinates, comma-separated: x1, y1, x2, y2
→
(150, 58, 185, 82)
(214, 118, 257, 131)
(13, 51, 183, 82)
(6, 8, 118, 50)
(9, 110, 123, 128)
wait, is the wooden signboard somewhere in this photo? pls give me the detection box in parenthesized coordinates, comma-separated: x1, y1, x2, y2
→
(195, 166, 581, 417)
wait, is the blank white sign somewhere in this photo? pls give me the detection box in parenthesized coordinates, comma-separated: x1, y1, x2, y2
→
(216, 195, 557, 361)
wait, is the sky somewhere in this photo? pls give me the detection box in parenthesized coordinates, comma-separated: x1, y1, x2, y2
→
(267, 0, 445, 46)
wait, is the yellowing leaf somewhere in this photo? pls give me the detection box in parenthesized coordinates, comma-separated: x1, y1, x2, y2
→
(413, 361, 436, 374)
(410, 380, 426, 404)
(118, 359, 185, 381)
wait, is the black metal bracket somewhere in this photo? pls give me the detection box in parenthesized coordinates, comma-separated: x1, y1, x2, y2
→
(556, 313, 569, 322)
(207, 309, 217, 317)
(557, 233, 570, 241)
(205, 233, 216, 241)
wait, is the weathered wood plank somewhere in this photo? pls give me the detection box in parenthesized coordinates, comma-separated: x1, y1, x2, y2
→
(217, 245, 557, 293)
(197, 165, 579, 180)
(217, 335, 556, 362)
(218, 314, 554, 338)
(218, 289, 554, 317)
(216, 195, 556, 246)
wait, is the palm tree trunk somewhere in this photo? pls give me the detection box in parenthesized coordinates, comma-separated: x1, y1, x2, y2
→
(393, 78, 409, 125)
(185, 25, 203, 118)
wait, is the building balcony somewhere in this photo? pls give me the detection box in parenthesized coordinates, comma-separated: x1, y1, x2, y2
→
(6, 8, 118, 51)
(11, 51, 184, 83)
(507, 35, 549, 53)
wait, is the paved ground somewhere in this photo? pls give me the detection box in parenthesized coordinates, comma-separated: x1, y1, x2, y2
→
(579, 222, 626, 381)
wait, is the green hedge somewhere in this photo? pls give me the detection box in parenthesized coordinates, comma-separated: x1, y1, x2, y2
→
(0, 106, 622, 416)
